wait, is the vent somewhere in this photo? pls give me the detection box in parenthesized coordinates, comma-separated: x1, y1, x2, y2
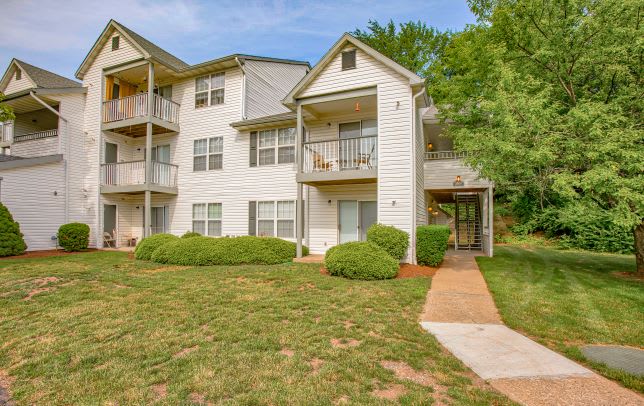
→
(112, 36, 120, 51)
(341, 50, 356, 70)
(15, 69, 21, 80)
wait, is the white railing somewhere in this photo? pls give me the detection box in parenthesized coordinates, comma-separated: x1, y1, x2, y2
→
(13, 129, 58, 143)
(425, 151, 468, 160)
(100, 161, 178, 188)
(0, 122, 12, 144)
(102, 93, 180, 124)
(302, 136, 377, 173)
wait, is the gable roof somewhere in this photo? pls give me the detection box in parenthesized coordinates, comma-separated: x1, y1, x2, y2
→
(1, 59, 81, 94)
(76, 20, 308, 80)
(283, 33, 425, 105)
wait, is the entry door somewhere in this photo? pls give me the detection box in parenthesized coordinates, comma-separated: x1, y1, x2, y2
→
(359, 201, 377, 241)
(104, 142, 118, 185)
(338, 201, 358, 243)
(151, 145, 170, 185)
(103, 205, 117, 246)
(150, 207, 165, 235)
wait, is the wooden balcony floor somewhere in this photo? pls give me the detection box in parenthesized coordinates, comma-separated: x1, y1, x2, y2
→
(106, 122, 176, 138)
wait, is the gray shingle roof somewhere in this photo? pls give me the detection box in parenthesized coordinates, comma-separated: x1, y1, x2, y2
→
(15, 59, 81, 89)
(115, 22, 190, 71)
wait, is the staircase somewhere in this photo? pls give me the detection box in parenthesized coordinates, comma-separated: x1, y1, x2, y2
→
(455, 193, 482, 250)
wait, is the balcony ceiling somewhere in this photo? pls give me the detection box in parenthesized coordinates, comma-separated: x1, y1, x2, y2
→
(305, 95, 377, 119)
(3, 93, 57, 114)
(111, 62, 175, 87)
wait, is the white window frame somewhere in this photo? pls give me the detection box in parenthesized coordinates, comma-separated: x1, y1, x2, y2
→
(257, 127, 295, 166)
(195, 72, 225, 108)
(192, 203, 222, 236)
(193, 136, 223, 171)
(256, 200, 295, 239)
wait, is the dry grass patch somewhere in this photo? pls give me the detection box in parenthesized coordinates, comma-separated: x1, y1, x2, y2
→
(330, 338, 361, 348)
(371, 383, 407, 401)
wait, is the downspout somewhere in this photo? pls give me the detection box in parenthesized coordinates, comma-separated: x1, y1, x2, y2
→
(410, 86, 426, 264)
(235, 57, 247, 120)
(31, 91, 70, 224)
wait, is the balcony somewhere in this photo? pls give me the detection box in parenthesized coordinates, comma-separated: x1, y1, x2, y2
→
(297, 136, 378, 185)
(425, 151, 467, 160)
(100, 160, 178, 194)
(13, 129, 58, 143)
(101, 93, 180, 137)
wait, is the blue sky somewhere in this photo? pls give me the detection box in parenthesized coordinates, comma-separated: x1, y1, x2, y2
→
(0, 0, 475, 81)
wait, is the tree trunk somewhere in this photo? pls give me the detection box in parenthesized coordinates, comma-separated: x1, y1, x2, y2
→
(635, 220, 644, 275)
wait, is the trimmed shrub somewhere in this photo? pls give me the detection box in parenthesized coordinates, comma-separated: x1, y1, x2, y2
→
(366, 223, 409, 260)
(58, 222, 90, 252)
(0, 203, 27, 256)
(324, 241, 398, 280)
(181, 231, 201, 239)
(134, 233, 179, 260)
(416, 225, 450, 266)
(150, 235, 308, 266)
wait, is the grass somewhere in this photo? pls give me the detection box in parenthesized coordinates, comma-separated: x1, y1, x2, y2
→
(478, 246, 644, 392)
(0, 252, 512, 405)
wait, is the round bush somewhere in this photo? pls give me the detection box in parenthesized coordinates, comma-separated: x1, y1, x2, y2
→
(58, 222, 90, 252)
(0, 203, 27, 256)
(181, 231, 202, 239)
(150, 236, 308, 266)
(366, 223, 409, 260)
(416, 225, 450, 266)
(134, 233, 179, 260)
(324, 241, 398, 280)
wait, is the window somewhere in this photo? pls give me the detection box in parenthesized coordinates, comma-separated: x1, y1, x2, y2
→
(256, 127, 295, 166)
(342, 50, 356, 70)
(193, 203, 222, 236)
(339, 120, 378, 138)
(15, 69, 21, 80)
(195, 72, 225, 108)
(112, 36, 120, 51)
(256, 200, 295, 238)
(193, 137, 223, 171)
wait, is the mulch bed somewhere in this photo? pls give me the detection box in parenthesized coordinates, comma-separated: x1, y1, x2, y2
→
(0, 249, 99, 260)
(320, 263, 438, 279)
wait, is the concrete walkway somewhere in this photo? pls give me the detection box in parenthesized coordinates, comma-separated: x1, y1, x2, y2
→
(420, 251, 644, 406)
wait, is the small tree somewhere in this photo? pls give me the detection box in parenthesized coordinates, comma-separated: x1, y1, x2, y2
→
(0, 92, 15, 123)
(0, 203, 27, 256)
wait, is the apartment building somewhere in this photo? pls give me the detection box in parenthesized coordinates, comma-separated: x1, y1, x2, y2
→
(0, 20, 494, 261)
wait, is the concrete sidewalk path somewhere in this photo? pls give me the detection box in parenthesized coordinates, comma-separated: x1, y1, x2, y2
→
(420, 251, 644, 406)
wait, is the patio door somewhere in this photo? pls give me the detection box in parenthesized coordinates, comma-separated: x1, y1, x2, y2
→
(149, 145, 170, 185)
(103, 204, 117, 247)
(150, 206, 167, 235)
(338, 200, 377, 243)
(104, 142, 118, 185)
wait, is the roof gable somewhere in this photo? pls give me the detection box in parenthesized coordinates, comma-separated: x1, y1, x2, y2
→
(283, 33, 424, 105)
(1, 59, 81, 94)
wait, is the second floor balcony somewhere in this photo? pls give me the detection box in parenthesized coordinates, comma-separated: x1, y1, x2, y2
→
(100, 160, 178, 194)
(101, 93, 180, 137)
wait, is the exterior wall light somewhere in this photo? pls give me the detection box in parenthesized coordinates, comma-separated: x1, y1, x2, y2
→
(427, 143, 433, 151)
(354, 102, 360, 112)
(453, 175, 464, 186)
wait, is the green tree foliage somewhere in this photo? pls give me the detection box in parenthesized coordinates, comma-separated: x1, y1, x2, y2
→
(0, 203, 27, 256)
(353, 20, 450, 79)
(0, 92, 15, 123)
(428, 0, 643, 271)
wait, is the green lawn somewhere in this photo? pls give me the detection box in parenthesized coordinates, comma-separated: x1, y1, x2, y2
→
(0, 252, 511, 405)
(478, 246, 644, 392)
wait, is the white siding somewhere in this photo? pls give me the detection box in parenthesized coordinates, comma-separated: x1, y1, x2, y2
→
(2, 70, 35, 95)
(424, 159, 493, 189)
(244, 60, 308, 119)
(11, 137, 59, 158)
(307, 184, 377, 253)
(0, 162, 65, 250)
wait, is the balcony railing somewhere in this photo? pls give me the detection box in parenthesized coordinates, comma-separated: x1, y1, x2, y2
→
(102, 93, 180, 124)
(13, 129, 58, 143)
(100, 160, 178, 188)
(302, 136, 377, 173)
(425, 151, 467, 160)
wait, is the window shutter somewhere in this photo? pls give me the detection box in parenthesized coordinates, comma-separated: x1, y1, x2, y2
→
(341, 50, 356, 70)
(248, 201, 257, 236)
(249, 131, 258, 167)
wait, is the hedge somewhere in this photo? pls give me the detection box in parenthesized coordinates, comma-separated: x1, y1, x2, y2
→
(366, 223, 409, 260)
(134, 233, 179, 260)
(181, 231, 202, 239)
(324, 241, 398, 280)
(149, 235, 309, 266)
(416, 225, 450, 266)
(0, 203, 27, 257)
(58, 222, 90, 252)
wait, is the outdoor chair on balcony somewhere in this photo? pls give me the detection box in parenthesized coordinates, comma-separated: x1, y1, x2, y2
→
(313, 152, 332, 172)
(354, 143, 376, 169)
(103, 231, 116, 248)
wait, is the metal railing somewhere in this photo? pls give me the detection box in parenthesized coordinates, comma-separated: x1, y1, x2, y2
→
(13, 129, 58, 143)
(425, 151, 468, 160)
(102, 93, 180, 124)
(302, 136, 377, 173)
(100, 160, 178, 188)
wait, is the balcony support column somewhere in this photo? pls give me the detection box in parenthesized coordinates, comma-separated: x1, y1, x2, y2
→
(143, 61, 155, 238)
(295, 103, 303, 258)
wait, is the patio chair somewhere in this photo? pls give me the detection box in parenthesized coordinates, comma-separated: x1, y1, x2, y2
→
(103, 231, 116, 248)
(313, 152, 331, 171)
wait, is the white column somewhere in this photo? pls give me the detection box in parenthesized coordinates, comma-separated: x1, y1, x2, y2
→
(488, 187, 494, 256)
(295, 103, 303, 258)
(144, 62, 154, 238)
